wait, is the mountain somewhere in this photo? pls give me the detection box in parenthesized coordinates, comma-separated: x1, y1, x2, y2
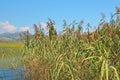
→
(0, 32, 27, 42)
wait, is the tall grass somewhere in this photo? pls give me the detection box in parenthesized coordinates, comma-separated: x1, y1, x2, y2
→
(22, 7, 120, 80)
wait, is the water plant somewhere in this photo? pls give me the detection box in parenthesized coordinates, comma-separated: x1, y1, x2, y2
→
(22, 7, 120, 80)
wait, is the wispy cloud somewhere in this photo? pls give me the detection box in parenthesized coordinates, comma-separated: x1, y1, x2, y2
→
(0, 21, 16, 32)
(20, 26, 30, 32)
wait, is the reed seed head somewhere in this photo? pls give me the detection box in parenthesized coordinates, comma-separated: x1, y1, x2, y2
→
(116, 6, 120, 13)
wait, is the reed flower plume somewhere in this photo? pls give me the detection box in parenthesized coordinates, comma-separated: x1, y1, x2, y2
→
(117, 16, 120, 22)
(100, 22, 109, 27)
(47, 19, 57, 40)
(101, 13, 106, 19)
(79, 20, 84, 26)
(116, 6, 120, 13)
(33, 24, 40, 39)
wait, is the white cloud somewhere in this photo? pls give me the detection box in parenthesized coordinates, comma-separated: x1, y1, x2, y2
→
(39, 22, 48, 32)
(0, 21, 16, 32)
(20, 26, 30, 32)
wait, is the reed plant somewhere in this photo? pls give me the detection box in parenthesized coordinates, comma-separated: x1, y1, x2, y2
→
(22, 7, 120, 80)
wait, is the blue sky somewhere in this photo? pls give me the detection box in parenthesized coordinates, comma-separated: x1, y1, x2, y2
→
(0, 0, 120, 34)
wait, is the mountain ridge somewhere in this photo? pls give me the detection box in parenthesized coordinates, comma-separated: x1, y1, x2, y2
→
(0, 32, 28, 42)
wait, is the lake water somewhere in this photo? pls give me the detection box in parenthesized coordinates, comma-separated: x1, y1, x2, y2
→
(0, 56, 28, 80)
(0, 67, 24, 80)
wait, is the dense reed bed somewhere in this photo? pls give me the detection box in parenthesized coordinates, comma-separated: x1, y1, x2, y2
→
(22, 7, 120, 80)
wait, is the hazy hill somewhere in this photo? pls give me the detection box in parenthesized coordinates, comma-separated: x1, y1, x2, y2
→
(0, 32, 27, 42)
